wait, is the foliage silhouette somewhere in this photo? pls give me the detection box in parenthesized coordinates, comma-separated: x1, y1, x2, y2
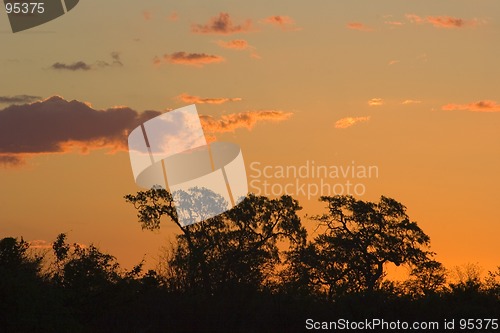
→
(125, 188, 306, 294)
(284, 195, 441, 298)
(0, 193, 498, 332)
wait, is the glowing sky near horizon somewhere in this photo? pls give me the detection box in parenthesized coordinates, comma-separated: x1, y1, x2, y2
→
(0, 0, 498, 274)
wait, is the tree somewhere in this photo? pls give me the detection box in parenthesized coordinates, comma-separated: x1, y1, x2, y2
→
(404, 259, 447, 297)
(0, 237, 58, 331)
(51, 233, 121, 291)
(484, 266, 500, 298)
(125, 189, 307, 294)
(287, 195, 439, 298)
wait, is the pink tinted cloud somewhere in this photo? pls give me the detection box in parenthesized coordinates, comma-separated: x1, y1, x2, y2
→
(178, 93, 242, 105)
(191, 13, 252, 35)
(154, 52, 225, 67)
(346, 22, 372, 32)
(406, 14, 477, 28)
(200, 110, 293, 134)
(143, 11, 152, 21)
(442, 100, 500, 112)
(217, 39, 250, 50)
(263, 15, 300, 31)
(168, 11, 178, 21)
(385, 21, 404, 26)
(335, 116, 371, 129)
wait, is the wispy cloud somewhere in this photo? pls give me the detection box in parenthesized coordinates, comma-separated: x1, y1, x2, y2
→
(51, 61, 92, 71)
(0, 96, 160, 167)
(178, 93, 242, 105)
(442, 100, 500, 112)
(405, 14, 477, 28)
(143, 11, 152, 21)
(216, 39, 250, 50)
(96, 52, 124, 68)
(200, 110, 293, 134)
(154, 52, 225, 67)
(388, 60, 400, 66)
(385, 21, 404, 26)
(191, 13, 252, 35)
(0, 155, 23, 167)
(368, 98, 384, 106)
(29, 239, 87, 250)
(346, 22, 372, 32)
(51, 53, 124, 71)
(405, 14, 425, 24)
(0, 95, 41, 104)
(29, 240, 53, 249)
(335, 116, 371, 129)
(427, 16, 472, 28)
(262, 15, 300, 31)
(402, 99, 422, 105)
(168, 11, 178, 21)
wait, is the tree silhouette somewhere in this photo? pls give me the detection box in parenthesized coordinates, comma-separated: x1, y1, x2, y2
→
(125, 189, 307, 294)
(286, 195, 440, 298)
(0, 237, 69, 331)
(1, 192, 498, 332)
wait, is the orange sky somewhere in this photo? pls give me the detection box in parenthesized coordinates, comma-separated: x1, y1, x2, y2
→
(0, 0, 498, 276)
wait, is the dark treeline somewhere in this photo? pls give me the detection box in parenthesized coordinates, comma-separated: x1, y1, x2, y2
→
(1, 190, 499, 332)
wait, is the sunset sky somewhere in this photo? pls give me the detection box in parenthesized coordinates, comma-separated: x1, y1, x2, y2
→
(1, 0, 499, 275)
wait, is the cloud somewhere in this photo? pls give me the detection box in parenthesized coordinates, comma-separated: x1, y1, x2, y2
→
(388, 60, 400, 65)
(441, 100, 500, 112)
(262, 15, 300, 31)
(51, 61, 92, 71)
(402, 99, 422, 105)
(346, 22, 372, 32)
(200, 110, 293, 134)
(51, 53, 124, 71)
(0, 155, 23, 167)
(426, 16, 470, 28)
(385, 21, 403, 26)
(96, 52, 124, 68)
(110, 52, 123, 66)
(168, 11, 178, 21)
(178, 93, 242, 105)
(0, 96, 161, 166)
(405, 14, 476, 28)
(334, 116, 371, 129)
(191, 13, 252, 35)
(154, 52, 225, 67)
(143, 11, 152, 21)
(29, 239, 87, 250)
(250, 52, 262, 60)
(405, 14, 425, 24)
(368, 98, 384, 106)
(216, 39, 250, 50)
(29, 240, 53, 249)
(0, 95, 41, 104)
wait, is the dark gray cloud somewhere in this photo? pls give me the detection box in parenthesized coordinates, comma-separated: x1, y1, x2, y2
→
(0, 95, 41, 104)
(0, 155, 23, 167)
(50, 52, 124, 71)
(154, 52, 225, 67)
(97, 52, 124, 68)
(0, 96, 161, 166)
(51, 61, 92, 71)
